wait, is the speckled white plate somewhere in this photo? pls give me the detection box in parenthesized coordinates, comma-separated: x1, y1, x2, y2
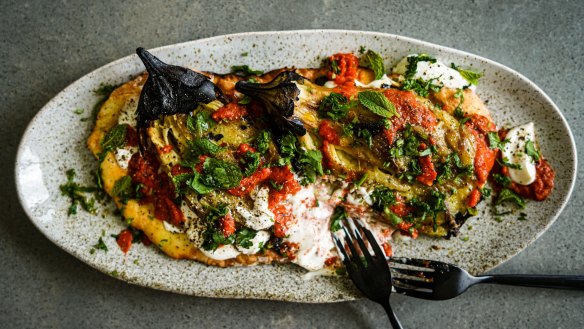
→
(15, 30, 576, 303)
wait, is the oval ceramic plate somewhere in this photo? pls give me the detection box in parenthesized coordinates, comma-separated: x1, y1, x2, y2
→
(15, 30, 576, 303)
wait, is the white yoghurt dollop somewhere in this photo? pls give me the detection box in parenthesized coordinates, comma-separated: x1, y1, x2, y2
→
(237, 230, 271, 255)
(392, 55, 476, 91)
(501, 122, 538, 185)
(236, 186, 275, 230)
(200, 244, 241, 261)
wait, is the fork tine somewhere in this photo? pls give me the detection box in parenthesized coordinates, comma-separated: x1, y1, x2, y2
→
(358, 222, 385, 260)
(342, 226, 364, 267)
(392, 277, 434, 289)
(332, 235, 351, 267)
(393, 286, 434, 299)
(388, 261, 435, 272)
(391, 257, 438, 269)
(390, 267, 434, 279)
(346, 218, 374, 263)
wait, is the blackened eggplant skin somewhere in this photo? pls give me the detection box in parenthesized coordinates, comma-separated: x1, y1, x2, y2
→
(135, 47, 226, 129)
(235, 71, 307, 136)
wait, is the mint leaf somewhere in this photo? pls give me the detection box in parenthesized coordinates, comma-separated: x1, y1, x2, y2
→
(101, 125, 127, 153)
(189, 172, 215, 194)
(358, 91, 398, 118)
(360, 50, 385, 80)
(457, 67, 482, 86)
(200, 158, 243, 189)
(184, 138, 224, 161)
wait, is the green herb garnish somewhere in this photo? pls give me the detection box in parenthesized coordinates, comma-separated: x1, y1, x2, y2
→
(93, 237, 108, 252)
(359, 50, 385, 80)
(100, 125, 127, 155)
(200, 158, 243, 189)
(330, 206, 348, 232)
(400, 78, 442, 97)
(405, 54, 436, 79)
(254, 130, 271, 154)
(525, 140, 541, 162)
(496, 188, 526, 208)
(231, 65, 263, 76)
(451, 63, 483, 86)
(487, 132, 507, 150)
(187, 110, 215, 135)
(111, 176, 135, 203)
(358, 90, 398, 118)
(241, 151, 261, 177)
(59, 169, 97, 216)
(318, 92, 355, 120)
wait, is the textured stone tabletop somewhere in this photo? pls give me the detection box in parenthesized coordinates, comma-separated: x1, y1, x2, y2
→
(1, 1, 582, 328)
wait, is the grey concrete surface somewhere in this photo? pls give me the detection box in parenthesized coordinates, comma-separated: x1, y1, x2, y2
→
(1, 0, 583, 328)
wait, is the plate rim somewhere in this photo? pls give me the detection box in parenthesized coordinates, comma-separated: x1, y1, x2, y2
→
(15, 29, 578, 302)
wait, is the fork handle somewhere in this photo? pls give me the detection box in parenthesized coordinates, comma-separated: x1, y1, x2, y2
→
(381, 300, 404, 329)
(478, 275, 584, 290)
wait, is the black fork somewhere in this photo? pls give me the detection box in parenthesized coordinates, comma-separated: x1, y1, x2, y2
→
(389, 257, 584, 300)
(332, 218, 404, 329)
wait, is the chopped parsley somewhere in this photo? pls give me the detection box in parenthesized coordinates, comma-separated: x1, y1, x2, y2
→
(400, 78, 443, 97)
(480, 186, 492, 198)
(405, 54, 436, 79)
(235, 228, 257, 249)
(493, 173, 512, 187)
(495, 188, 526, 208)
(254, 130, 271, 154)
(330, 206, 348, 232)
(93, 237, 108, 252)
(59, 169, 97, 216)
(498, 157, 522, 170)
(354, 173, 369, 187)
(240, 151, 261, 177)
(453, 89, 469, 124)
(201, 204, 258, 251)
(518, 212, 528, 221)
(277, 131, 324, 184)
(487, 132, 507, 150)
(199, 158, 243, 189)
(408, 190, 447, 232)
(370, 186, 396, 212)
(318, 92, 356, 120)
(525, 140, 541, 162)
(297, 149, 324, 184)
(436, 153, 474, 184)
(231, 65, 263, 76)
(187, 110, 215, 135)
